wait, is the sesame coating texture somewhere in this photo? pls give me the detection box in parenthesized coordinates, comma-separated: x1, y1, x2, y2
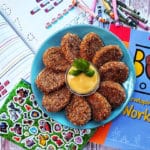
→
(43, 47, 70, 72)
(92, 45, 123, 68)
(98, 81, 126, 109)
(100, 61, 129, 83)
(87, 92, 111, 122)
(65, 95, 91, 126)
(35, 68, 65, 93)
(61, 33, 81, 63)
(42, 86, 71, 112)
(80, 32, 104, 61)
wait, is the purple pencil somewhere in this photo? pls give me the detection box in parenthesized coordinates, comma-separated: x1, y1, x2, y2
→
(89, 0, 97, 24)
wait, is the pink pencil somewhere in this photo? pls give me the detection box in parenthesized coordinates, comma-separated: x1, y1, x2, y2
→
(72, 0, 108, 23)
(89, 0, 97, 24)
(112, 0, 119, 26)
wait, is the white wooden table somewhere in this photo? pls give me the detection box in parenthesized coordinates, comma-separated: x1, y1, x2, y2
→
(0, 137, 119, 150)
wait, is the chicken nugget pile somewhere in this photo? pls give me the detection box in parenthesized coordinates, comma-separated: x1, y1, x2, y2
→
(35, 32, 129, 126)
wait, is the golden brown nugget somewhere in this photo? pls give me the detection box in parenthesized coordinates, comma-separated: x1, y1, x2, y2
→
(87, 92, 111, 122)
(65, 95, 91, 126)
(92, 45, 123, 68)
(80, 32, 104, 61)
(35, 68, 65, 93)
(98, 81, 126, 109)
(100, 61, 129, 83)
(43, 47, 70, 72)
(42, 86, 71, 112)
(61, 33, 81, 63)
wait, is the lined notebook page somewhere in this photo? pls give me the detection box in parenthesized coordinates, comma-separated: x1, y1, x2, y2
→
(0, 14, 34, 106)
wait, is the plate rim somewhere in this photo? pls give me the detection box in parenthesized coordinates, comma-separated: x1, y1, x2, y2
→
(31, 24, 136, 129)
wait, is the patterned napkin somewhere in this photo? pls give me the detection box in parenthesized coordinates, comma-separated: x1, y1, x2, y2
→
(0, 79, 95, 150)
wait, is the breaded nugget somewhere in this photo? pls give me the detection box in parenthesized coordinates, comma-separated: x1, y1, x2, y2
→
(61, 33, 81, 63)
(100, 61, 129, 83)
(42, 86, 71, 112)
(98, 81, 126, 108)
(80, 32, 104, 61)
(87, 92, 111, 122)
(65, 95, 91, 126)
(92, 45, 123, 68)
(35, 68, 65, 93)
(43, 47, 70, 72)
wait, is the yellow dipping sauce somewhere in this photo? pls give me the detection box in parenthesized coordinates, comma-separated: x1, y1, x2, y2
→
(66, 64, 100, 95)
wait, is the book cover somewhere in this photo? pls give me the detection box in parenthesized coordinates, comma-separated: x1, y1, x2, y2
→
(90, 24, 150, 150)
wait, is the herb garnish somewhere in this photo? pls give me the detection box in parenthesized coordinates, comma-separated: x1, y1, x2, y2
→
(69, 58, 95, 77)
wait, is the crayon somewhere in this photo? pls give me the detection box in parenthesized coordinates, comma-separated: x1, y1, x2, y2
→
(102, 0, 111, 11)
(129, 16, 150, 30)
(119, 6, 147, 24)
(104, 9, 114, 19)
(118, 15, 137, 28)
(117, 7, 133, 26)
(117, 0, 140, 15)
(102, 0, 114, 19)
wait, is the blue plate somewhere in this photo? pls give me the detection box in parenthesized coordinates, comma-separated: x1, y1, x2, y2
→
(31, 25, 136, 129)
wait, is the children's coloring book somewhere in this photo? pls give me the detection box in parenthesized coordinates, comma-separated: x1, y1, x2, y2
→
(90, 24, 150, 150)
(0, 0, 95, 51)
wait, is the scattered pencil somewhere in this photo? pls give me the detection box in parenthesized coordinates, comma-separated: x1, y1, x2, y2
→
(88, 0, 97, 24)
(117, 0, 140, 15)
(104, 0, 150, 30)
(72, 0, 149, 30)
(119, 6, 147, 24)
(72, 0, 109, 23)
(101, 0, 114, 19)
(112, 0, 119, 26)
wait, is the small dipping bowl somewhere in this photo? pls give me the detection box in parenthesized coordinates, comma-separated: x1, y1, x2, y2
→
(65, 63, 100, 96)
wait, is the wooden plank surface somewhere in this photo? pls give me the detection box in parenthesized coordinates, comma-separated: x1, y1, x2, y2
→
(0, 137, 118, 150)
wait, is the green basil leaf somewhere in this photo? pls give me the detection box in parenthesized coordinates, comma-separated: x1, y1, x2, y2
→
(85, 69, 95, 77)
(69, 69, 82, 76)
(72, 58, 90, 72)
